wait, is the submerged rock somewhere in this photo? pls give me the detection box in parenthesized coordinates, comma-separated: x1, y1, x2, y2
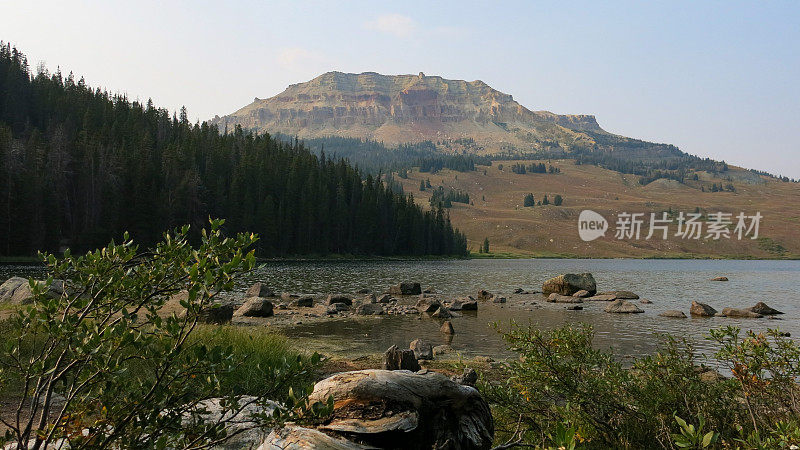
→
(690, 301, 718, 317)
(542, 273, 597, 296)
(600, 290, 639, 299)
(460, 299, 478, 310)
(476, 290, 492, 301)
(491, 295, 507, 304)
(415, 297, 442, 313)
(721, 307, 763, 318)
(710, 276, 729, 281)
(604, 299, 644, 314)
(659, 310, 687, 318)
(547, 293, 583, 303)
(584, 293, 617, 301)
(389, 282, 421, 295)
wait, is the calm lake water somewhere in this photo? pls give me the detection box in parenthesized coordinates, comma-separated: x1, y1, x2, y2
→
(2, 259, 798, 360)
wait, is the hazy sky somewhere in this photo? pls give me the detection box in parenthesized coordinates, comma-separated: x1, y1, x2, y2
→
(2, 1, 798, 177)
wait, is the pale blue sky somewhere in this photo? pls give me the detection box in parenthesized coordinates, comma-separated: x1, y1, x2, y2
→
(2, 1, 798, 177)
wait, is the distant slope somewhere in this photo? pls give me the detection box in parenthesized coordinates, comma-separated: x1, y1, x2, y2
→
(211, 71, 671, 155)
(398, 160, 800, 259)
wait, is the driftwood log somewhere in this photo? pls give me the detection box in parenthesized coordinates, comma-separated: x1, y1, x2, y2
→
(283, 369, 494, 449)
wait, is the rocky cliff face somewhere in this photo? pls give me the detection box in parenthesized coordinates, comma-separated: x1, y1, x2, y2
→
(211, 71, 606, 151)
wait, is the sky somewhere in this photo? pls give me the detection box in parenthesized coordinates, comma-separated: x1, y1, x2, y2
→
(2, 1, 799, 177)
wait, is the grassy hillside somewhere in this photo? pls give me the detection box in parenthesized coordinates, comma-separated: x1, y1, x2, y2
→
(397, 160, 800, 259)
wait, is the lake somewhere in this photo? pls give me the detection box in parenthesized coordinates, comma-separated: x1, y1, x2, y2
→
(2, 259, 798, 360)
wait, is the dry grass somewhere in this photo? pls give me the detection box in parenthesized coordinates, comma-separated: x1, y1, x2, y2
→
(400, 160, 800, 258)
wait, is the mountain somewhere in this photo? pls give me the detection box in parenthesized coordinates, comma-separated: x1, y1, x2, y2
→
(211, 71, 622, 153)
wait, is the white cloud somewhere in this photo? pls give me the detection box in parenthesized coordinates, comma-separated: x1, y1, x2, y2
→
(363, 14, 417, 38)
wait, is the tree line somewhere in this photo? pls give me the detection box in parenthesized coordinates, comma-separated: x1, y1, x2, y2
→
(0, 43, 467, 257)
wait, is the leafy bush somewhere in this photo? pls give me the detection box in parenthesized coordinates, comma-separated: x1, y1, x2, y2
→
(482, 323, 800, 449)
(0, 220, 322, 448)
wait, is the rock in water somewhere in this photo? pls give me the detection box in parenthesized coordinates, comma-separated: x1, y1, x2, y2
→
(245, 282, 274, 298)
(377, 294, 394, 303)
(355, 303, 384, 315)
(547, 293, 584, 303)
(281, 292, 299, 302)
(600, 290, 639, 299)
(431, 306, 453, 319)
(491, 295, 507, 303)
(327, 294, 353, 306)
(383, 345, 421, 371)
(640, 298, 653, 304)
(233, 297, 274, 317)
(584, 293, 617, 301)
(307, 369, 494, 449)
(410, 339, 433, 360)
(690, 301, 718, 317)
(659, 310, 687, 318)
(441, 320, 455, 334)
(415, 297, 442, 313)
(747, 301, 783, 315)
(541, 273, 597, 296)
(389, 282, 421, 295)
(460, 299, 478, 310)
(604, 299, 644, 313)
(710, 276, 729, 281)
(476, 289, 493, 301)
(721, 307, 763, 318)
(572, 289, 590, 298)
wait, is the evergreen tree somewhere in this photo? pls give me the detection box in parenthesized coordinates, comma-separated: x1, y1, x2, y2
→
(482, 237, 490, 254)
(543, 195, 550, 205)
(553, 194, 563, 206)
(523, 193, 535, 207)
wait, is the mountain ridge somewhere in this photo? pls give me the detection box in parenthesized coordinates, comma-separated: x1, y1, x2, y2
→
(211, 71, 612, 151)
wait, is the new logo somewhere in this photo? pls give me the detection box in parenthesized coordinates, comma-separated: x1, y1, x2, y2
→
(578, 210, 608, 241)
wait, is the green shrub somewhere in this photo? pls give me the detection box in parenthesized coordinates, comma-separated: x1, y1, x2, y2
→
(0, 220, 323, 449)
(481, 323, 800, 449)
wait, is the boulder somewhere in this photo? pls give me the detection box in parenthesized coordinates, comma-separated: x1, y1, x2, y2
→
(233, 297, 274, 318)
(410, 339, 433, 360)
(447, 300, 464, 311)
(547, 293, 583, 304)
(307, 369, 493, 450)
(541, 273, 597, 296)
(328, 302, 350, 313)
(690, 301, 718, 317)
(440, 320, 455, 335)
(415, 297, 441, 313)
(357, 288, 371, 294)
(640, 298, 653, 304)
(460, 299, 478, 311)
(377, 294, 394, 303)
(572, 289, 590, 298)
(245, 282, 274, 298)
(383, 345, 421, 371)
(747, 301, 783, 315)
(291, 296, 314, 307)
(584, 294, 617, 301)
(659, 310, 687, 318)
(721, 307, 763, 318)
(600, 290, 639, 299)
(604, 299, 644, 314)
(197, 303, 234, 324)
(355, 303, 384, 316)
(0, 277, 64, 305)
(327, 294, 353, 306)
(389, 282, 421, 295)
(710, 276, 729, 281)
(476, 290, 492, 301)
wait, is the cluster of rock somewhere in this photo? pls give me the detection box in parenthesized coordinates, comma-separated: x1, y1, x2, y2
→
(687, 300, 783, 319)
